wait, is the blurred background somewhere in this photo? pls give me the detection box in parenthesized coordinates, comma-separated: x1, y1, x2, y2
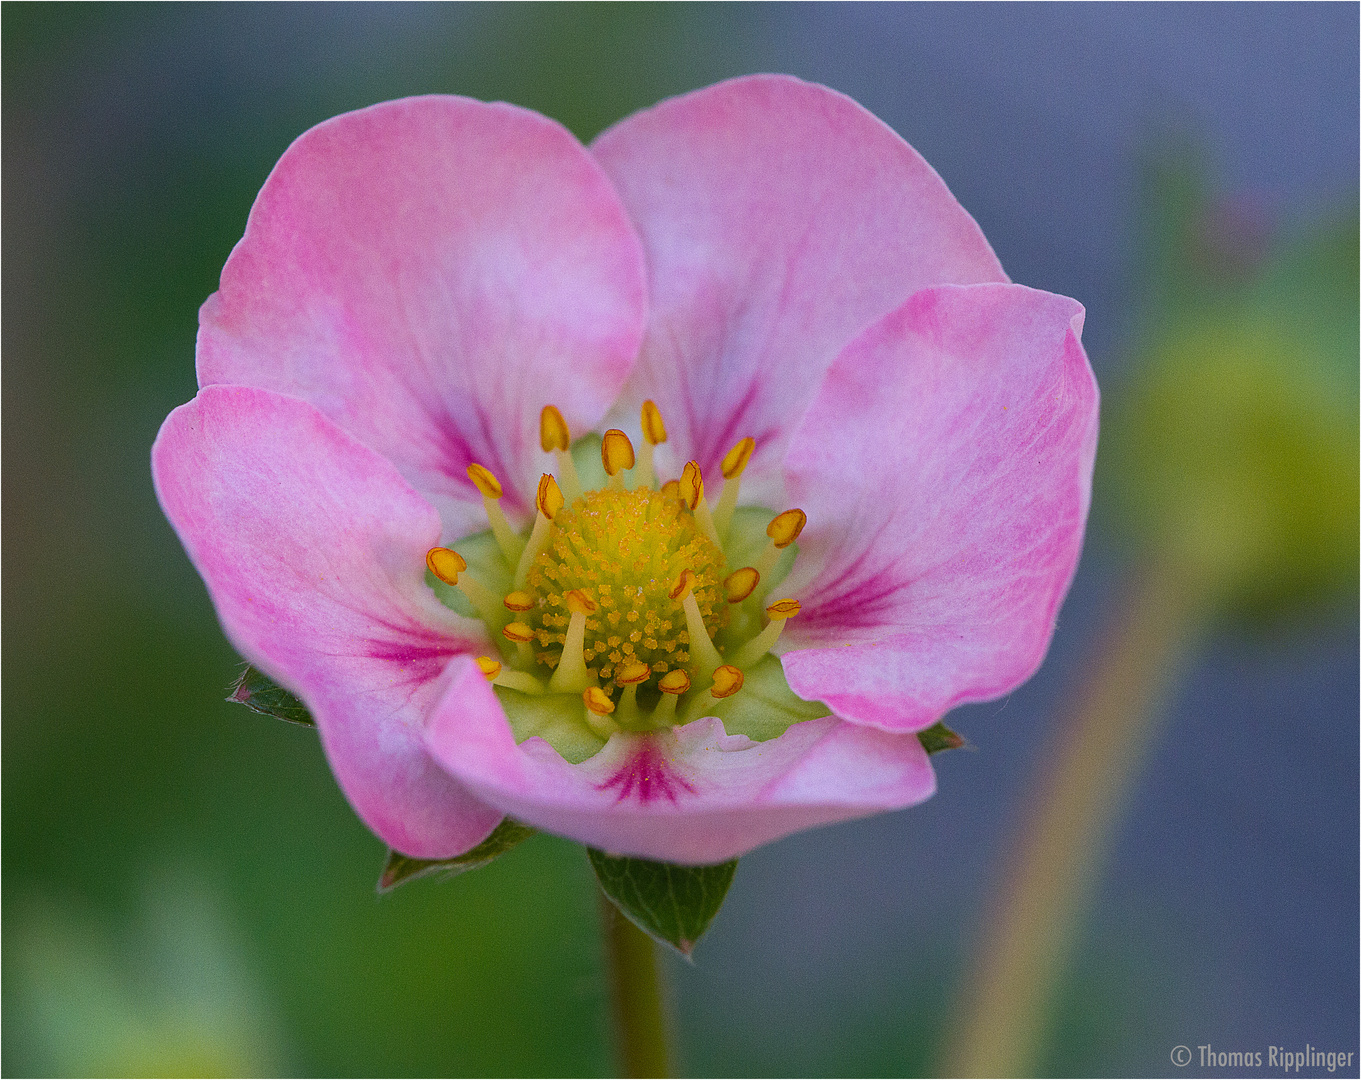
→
(4, 4, 1356, 1076)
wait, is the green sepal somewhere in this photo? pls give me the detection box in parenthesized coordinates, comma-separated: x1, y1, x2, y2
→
(227, 665, 314, 726)
(587, 848, 737, 959)
(917, 720, 967, 755)
(377, 818, 536, 894)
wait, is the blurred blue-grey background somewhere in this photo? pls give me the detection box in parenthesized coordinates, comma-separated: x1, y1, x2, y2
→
(4, 4, 1356, 1076)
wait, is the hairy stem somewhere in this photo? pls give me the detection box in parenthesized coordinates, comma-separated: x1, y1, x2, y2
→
(601, 893, 671, 1078)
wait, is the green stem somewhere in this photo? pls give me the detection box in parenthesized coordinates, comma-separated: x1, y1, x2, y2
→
(601, 893, 671, 1078)
(942, 561, 1212, 1077)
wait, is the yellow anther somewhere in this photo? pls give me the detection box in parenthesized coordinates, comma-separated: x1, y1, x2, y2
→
(617, 660, 651, 685)
(466, 462, 503, 499)
(669, 568, 697, 602)
(729, 596, 801, 670)
(536, 473, 564, 519)
(660, 479, 681, 500)
(658, 669, 691, 695)
(679, 460, 704, 509)
(583, 686, 616, 716)
(767, 508, 807, 548)
(721, 437, 755, 480)
(724, 567, 761, 604)
(710, 665, 745, 699)
(504, 591, 535, 612)
(540, 405, 570, 452)
(601, 429, 636, 477)
(565, 589, 597, 615)
(640, 400, 668, 445)
(475, 656, 502, 680)
(502, 621, 535, 643)
(426, 547, 467, 586)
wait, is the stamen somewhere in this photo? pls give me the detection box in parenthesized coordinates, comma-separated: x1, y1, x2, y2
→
(582, 686, 620, 738)
(477, 654, 544, 695)
(670, 567, 724, 676)
(729, 598, 801, 669)
(601, 429, 635, 490)
(466, 463, 525, 564)
(427, 547, 502, 626)
(504, 590, 535, 613)
(680, 461, 722, 547)
(712, 437, 755, 539)
(724, 567, 761, 604)
(615, 659, 651, 725)
(709, 664, 745, 699)
(514, 473, 564, 587)
(540, 405, 583, 503)
(502, 621, 536, 666)
(653, 668, 690, 726)
(660, 479, 681, 501)
(753, 508, 808, 583)
(637, 400, 667, 488)
(548, 588, 597, 693)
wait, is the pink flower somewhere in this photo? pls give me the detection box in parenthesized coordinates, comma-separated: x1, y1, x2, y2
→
(152, 76, 1097, 866)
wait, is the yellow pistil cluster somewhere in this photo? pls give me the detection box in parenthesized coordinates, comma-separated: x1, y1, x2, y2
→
(525, 486, 728, 687)
(425, 398, 809, 738)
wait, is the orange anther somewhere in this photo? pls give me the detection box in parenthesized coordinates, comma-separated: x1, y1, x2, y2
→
(601, 429, 636, 476)
(540, 405, 570, 452)
(426, 547, 467, 585)
(502, 621, 535, 643)
(724, 567, 760, 604)
(565, 589, 597, 615)
(504, 591, 535, 612)
(640, 400, 668, 445)
(617, 660, 650, 685)
(583, 686, 616, 715)
(658, 669, 691, 695)
(475, 656, 502, 680)
(660, 479, 681, 501)
(767, 508, 807, 548)
(679, 461, 704, 509)
(721, 437, 755, 479)
(536, 473, 564, 519)
(668, 568, 697, 601)
(710, 665, 745, 699)
(466, 462, 502, 499)
(766, 598, 801, 619)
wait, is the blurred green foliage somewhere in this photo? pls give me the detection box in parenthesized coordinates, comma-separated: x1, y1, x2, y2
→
(1099, 149, 1359, 620)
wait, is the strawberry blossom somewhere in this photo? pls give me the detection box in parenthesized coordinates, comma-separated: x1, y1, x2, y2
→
(153, 76, 1097, 865)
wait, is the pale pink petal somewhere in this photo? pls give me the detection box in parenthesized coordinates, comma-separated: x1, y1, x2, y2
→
(198, 96, 647, 539)
(424, 657, 936, 865)
(778, 284, 1098, 732)
(591, 74, 1006, 503)
(152, 385, 503, 857)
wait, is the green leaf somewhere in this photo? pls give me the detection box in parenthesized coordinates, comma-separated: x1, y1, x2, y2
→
(377, 819, 536, 894)
(587, 848, 737, 958)
(917, 720, 966, 755)
(226, 665, 314, 726)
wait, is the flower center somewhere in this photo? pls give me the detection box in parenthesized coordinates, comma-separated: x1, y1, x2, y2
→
(526, 487, 728, 687)
(424, 401, 810, 748)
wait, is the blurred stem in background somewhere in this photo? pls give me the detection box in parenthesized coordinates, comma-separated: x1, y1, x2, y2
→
(601, 895, 672, 1077)
(944, 146, 1358, 1077)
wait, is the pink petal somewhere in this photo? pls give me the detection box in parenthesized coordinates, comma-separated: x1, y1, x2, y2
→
(198, 96, 647, 539)
(424, 657, 937, 865)
(591, 74, 1006, 503)
(778, 284, 1098, 732)
(152, 384, 503, 858)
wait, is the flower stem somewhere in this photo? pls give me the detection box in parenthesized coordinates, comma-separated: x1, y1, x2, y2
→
(601, 893, 671, 1077)
(942, 560, 1212, 1076)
